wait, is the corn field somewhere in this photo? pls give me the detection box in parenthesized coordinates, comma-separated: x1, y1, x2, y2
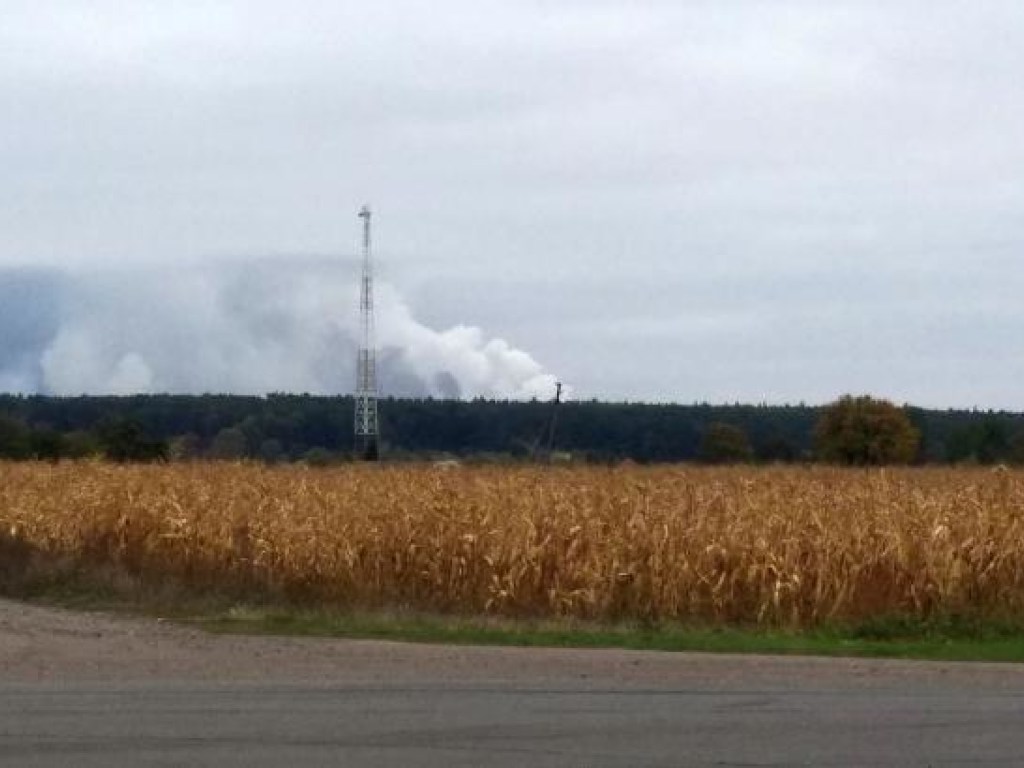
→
(3, 461, 1024, 627)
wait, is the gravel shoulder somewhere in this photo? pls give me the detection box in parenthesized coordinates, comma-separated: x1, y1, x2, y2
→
(4, 596, 1024, 690)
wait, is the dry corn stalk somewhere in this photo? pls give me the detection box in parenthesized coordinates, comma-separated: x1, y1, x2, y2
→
(3, 462, 1024, 627)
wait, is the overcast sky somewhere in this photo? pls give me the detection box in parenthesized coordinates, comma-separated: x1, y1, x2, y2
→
(2, 1, 1023, 407)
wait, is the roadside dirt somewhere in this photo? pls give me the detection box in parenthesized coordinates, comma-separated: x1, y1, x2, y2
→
(4, 597, 1024, 689)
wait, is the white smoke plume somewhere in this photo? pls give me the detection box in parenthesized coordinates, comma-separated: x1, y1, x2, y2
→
(376, 284, 558, 401)
(1, 260, 561, 400)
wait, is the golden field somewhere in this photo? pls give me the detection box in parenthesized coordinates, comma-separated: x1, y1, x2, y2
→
(3, 461, 1024, 627)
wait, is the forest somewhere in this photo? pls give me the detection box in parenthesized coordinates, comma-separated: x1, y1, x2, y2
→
(1, 393, 1024, 465)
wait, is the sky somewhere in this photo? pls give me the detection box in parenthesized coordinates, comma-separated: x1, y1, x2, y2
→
(2, 1, 1023, 407)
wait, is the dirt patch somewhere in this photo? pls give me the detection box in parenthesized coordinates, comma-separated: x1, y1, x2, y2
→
(3, 597, 1024, 690)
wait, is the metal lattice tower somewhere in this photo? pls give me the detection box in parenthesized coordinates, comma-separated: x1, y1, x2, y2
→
(354, 204, 380, 460)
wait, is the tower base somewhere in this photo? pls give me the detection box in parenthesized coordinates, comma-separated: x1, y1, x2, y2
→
(356, 436, 379, 462)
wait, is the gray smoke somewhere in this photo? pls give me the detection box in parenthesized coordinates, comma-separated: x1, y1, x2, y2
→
(0, 269, 68, 393)
(0, 260, 561, 399)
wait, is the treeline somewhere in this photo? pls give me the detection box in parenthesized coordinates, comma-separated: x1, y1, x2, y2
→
(1, 393, 1024, 465)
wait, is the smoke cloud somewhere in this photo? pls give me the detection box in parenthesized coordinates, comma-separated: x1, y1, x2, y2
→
(0, 260, 561, 400)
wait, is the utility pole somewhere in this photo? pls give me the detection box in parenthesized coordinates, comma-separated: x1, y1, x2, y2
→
(354, 204, 380, 460)
(529, 381, 563, 463)
(546, 381, 563, 457)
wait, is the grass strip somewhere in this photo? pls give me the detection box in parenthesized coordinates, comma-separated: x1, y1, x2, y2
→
(196, 608, 1024, 663)
(7, 569, 1024, 663)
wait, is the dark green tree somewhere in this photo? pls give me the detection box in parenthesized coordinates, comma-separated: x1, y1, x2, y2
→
(258, 438, 286, 464)
(755, 435, 798, 463)
(815, 395, 920, 465)
(28, 429, 68, 462)
(944, 419, 1017, 465)
(1010, 431, 1024, 466)
(975, 420, 1011, 464)
(62, 430, 100, 459)
(167, 433, 203, 461)
(208, 427, 248, 460)
(0, 416, 31, 460)
(96, 417, 168, 463)
(698, 422, 754, 464)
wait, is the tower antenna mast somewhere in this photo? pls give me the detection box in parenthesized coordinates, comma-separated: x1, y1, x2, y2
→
(354, 204, 380, 460)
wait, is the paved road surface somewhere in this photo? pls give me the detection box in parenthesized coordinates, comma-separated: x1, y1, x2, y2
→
(3, 599, 1024, 766)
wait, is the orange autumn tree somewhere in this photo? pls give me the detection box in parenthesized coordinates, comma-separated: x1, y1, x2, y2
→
(815, 395, 920, 465)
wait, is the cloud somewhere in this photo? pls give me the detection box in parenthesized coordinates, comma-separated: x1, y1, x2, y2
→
(2, 2, 1024, 408)
(0, 261, 561, 400)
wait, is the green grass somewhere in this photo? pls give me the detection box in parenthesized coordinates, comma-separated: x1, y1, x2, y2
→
(192, 607, 1024, 663)
(6, 560, 1024, 663)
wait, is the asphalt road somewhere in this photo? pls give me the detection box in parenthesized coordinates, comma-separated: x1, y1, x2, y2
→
(4, 679, 1024, 767)
(4, 600, 1024, 766)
